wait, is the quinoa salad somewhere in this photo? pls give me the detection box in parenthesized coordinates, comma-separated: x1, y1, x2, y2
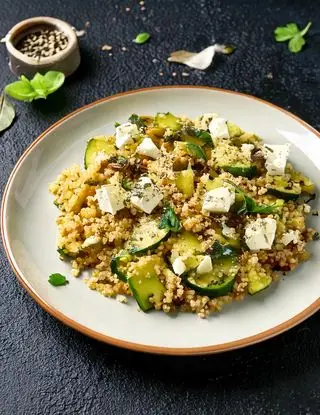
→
(49, 112, 317, 318)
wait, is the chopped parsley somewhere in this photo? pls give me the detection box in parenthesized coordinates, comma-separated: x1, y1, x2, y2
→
(128, 114, 146, 130)
(159, 203, 181, 233)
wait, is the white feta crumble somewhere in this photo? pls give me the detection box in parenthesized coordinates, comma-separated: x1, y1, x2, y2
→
(197, 255, 212, 275)
(202, 187, 235, 213)
(115, 122, 139, 148)
(303, 204, 311, 213)
(94, 151, 108, 164)
(195, 113, 218, 130)
(116, 294, 128, 304)
(172, 257, 186, 275)
(95, 183, 126, 215)
(222, 222, 237, 239)
(281, 230, 300, 246)
(82, 235, 101, 248)
(130, 176, 163, 214)
(245, 218, 277, 250)
(263, 144, 290, 176)
(241, 143, 254, 160)
(137, 137, 161, 159)
(208, 117, 230, 140)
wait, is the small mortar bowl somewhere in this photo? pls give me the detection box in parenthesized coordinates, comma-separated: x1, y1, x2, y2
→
(5, 16, 81, 77)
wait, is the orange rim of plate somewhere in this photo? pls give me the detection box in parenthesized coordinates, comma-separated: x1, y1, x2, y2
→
(1, 86, 320, 356)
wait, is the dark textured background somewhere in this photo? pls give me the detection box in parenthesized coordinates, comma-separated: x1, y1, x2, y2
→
(1, 0, 320, 414)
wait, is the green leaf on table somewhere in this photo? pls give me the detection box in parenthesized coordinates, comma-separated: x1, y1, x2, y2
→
(274, 21, 312, 53)
(5, 71, 65, 102)
(134, 32, 151, 44)
(0, 93, 15, 132)
(48, 273, 69, 286)
(159, 203, 181, 233)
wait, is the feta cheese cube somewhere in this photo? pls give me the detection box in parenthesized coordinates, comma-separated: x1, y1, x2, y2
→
(130, 176, 163, 214)
(263, 144, 290, 176)
(115, 122, 139, 148)
(95, 183, 126, 215)
(172, 257, 186, 276)
(82, 235, 101, 248)
(281, 230, 300, 246)
(202, 187, 235, 213)
(208, 117, 230, 140)
(245, 218, 277, 250)
(197, 255, 212, 275)
(137, 137, 161, 159)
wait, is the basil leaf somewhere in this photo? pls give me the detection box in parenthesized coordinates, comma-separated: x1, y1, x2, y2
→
(134, 32, 151, 44)
(48, 273, 69, 286)
(159, 204, 181, 233)
(194, 129, 212, 144)
(0, 93, 15, 132)
(30, 73, 47, 98)
(5, 79, 37, 102)
(185, 142, 207, 160)
(43, 71, 65, 94)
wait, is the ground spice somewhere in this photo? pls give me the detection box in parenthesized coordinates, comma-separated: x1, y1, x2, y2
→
(16, 28, 68, 59)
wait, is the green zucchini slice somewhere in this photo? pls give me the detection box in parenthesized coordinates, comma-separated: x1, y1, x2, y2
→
(155, 112, 181, 131)
(84, 136, 116, 169)
(125, 219, 170, 254)
(222, 164, 258, 178)
(184, 242, 239, 297)
(110, 251, 133, 281)
(267, 186, 300, 201)
(128, 257, 165, 311)
(247, 269, 272, 295)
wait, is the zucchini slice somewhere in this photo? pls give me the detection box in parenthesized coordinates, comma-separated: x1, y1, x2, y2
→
(247, 269, 272, 295)
(222, 164, 258, 178)
(170, 231, 203, 270)
(155, 112, 181, 131)
(175, 168, 195, 198)
(267, 186, 300, 201)
(84, 136, 116, 169)
(184, 242, 239, 297)
(110, 251, 133, 281)
(128, 257, 165, 311)
(125, 219, 170, 254)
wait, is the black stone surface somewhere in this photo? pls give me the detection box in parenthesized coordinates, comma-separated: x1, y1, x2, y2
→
(0, 1, 319, 414)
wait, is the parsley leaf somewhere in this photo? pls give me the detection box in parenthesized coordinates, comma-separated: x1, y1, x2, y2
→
(128, 114, 146, 130)
(48, 273, 69, 286)
(159, 203, 181, 233)
(122, 178, 133, 191)
(274, 22, 312, 53)
(225, 180, 278, 215)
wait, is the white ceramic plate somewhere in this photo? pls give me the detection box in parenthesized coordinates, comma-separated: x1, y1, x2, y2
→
(2, 86, 320, 355)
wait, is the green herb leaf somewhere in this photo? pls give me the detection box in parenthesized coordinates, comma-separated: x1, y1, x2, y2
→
(0, 93, 15, 132)
(48, 273, 69, 286)
(5, 79, 37, 102)
(122, 178, 133, 191)
(159, 203, 181, 233)
(274, 23, 299, 41)
(134, 32, 151, 44)
(5, 71, 65, 102)
(115, 121, 121, 128)
(274, 22, 312, 53)
(288, 35, 305, 53)
(225, 180, 278, 215)
(128, 113, 146, 130)
(185, 142, 207, 160)
(193, 129, 213, 145)
(209, 241, 237, 259)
